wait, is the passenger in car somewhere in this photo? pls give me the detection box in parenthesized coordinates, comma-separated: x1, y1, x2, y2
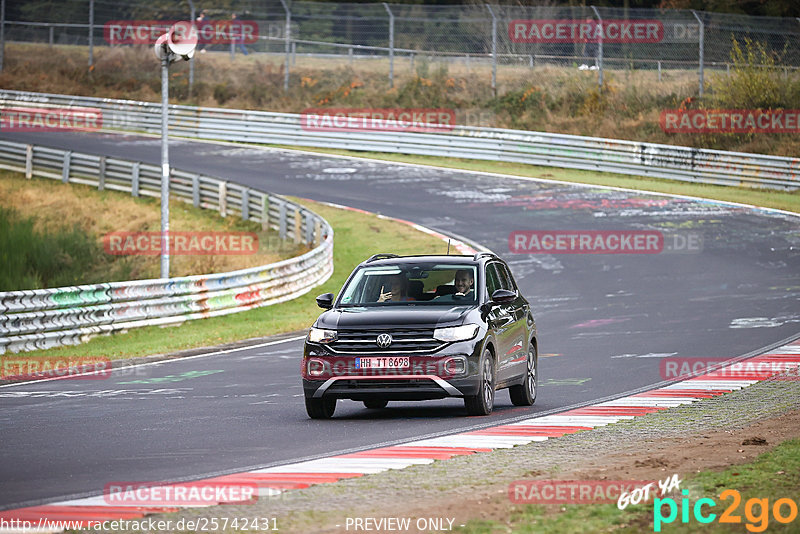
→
(434, 270, 475, 301)
(377, 274, 416, 302)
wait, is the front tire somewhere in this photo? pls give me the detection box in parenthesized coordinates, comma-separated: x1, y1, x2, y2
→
(305, 396, 336, 419)
(509, 344, 537, 406)
(465, 349, 495, 416)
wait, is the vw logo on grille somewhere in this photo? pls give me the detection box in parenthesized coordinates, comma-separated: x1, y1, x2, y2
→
(376, 333, 393, 348)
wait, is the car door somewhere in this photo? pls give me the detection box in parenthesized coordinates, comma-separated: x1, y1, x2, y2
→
(495, 262, 528, 382)
(485, 262, 515, 382)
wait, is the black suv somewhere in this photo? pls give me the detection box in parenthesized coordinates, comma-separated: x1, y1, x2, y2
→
(302, 253, 538, 418)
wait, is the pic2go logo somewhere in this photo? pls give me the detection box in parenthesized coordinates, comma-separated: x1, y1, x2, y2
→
(654, 489, 799, 532)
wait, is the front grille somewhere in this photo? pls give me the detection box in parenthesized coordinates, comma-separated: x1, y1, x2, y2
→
(329, 328, 445, 354)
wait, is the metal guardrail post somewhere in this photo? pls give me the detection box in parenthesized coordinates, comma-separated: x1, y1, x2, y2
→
(192, 175, 200, 207)
(49, 25, 54, 47)
(98, 156, 106, 191)
(62, 151, 71, 183)
(241, 188, 250, 221)
(88, 0, 94, 68)
(219, 181, 228, 217)
(131, 161, 140, 196)
(384, 3, 394, 88)
(305, 212, 313, 244)
(261, 195, 270, 231)
(486, 4, 497, 96)
(280, 0, 291, 92)
(692, 10, 704, 97)
(279, 202, 287, 240)
(293, 208, 301, 243)
(25, 145, 32, 179)
(590, 6, 603, 90)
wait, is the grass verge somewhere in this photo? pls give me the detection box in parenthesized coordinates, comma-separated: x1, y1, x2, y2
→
(0, 170, 304, 287)
(9, 197, 449, 361)
(270, 145, 800, 214)
(457, 438, 800, 533)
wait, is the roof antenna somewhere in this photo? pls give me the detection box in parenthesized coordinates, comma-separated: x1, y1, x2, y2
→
(446, 239, 451, 255)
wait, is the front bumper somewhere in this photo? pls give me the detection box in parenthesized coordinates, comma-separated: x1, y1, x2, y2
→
(302, 340, 483, 401)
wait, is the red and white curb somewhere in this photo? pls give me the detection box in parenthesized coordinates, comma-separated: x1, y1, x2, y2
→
(2, 339, 798, 531)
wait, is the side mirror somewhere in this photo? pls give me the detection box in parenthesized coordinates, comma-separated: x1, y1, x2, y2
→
(491, 289, 516, 304)
(316, 293, 335, 309)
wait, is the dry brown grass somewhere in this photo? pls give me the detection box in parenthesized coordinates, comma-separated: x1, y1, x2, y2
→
(2, 42, 799, 157)
(0, 170, 307, 283)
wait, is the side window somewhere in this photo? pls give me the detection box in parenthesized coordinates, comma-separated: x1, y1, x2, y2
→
(497, 264, 517, 292)
(485, 263, 502, 296)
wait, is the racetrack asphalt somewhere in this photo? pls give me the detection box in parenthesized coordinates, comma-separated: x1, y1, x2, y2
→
(1, 131, 798, 509)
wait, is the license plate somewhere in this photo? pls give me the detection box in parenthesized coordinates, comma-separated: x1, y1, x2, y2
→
(355, 357, 410, 369)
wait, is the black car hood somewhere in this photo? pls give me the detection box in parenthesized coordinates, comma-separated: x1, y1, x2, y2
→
(317, 305, 471, 330)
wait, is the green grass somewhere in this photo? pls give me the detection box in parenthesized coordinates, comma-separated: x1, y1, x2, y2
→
(455, 438, 800, 533)
(9, 198, 449, 361)
(0, 206, 102, 291)
(271, 146, 800, 214)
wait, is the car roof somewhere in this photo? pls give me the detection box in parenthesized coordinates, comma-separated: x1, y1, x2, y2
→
(361, 253, 498, 267)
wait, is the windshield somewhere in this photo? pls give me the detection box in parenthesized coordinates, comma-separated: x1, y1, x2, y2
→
(339, 264, 478, 306)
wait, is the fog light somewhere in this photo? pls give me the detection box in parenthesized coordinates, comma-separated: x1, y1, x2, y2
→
(443, 356, 467, 376)
(307, 358, 326, 377)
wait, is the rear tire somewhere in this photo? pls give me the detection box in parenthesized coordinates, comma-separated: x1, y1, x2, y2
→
(509, 344, 537, 406)
(305, 396, 336, 419)
(465, 348, 495, 416)
(363, 399, 389, 409)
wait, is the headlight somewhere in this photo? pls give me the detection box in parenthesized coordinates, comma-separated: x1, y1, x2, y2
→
(433, 324, 479, 342)
(308, 327, 337, 344)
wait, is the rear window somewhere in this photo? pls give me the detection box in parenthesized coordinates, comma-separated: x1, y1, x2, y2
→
(339, 264, 477, 306)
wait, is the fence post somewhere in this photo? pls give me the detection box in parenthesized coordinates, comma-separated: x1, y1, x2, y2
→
(486, 4, 497, 96)
(280, 0, 291, 92)
(88, 0, 94, 68)
(62, 151, 72, 183)
(1, 0, 6, 72)
(384, 3, 394, 88)
(692, 10, 704, 97)
(25, 145, 32, 179)
(192, 175, 200, 207)
(219, 181, 227, 217)
(658, 60, 662, 82)
(131, 162, 140, 196)
(590, 6, 603, 90)
(98, 156, 106, 191)
(241, 187, 250, 221)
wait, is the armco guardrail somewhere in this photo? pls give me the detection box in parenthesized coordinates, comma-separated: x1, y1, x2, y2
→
(1, 90, 798, 190)
(0, 139, 333, 354)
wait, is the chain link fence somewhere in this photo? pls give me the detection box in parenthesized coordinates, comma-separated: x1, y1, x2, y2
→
(2, 1, 799, 95)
